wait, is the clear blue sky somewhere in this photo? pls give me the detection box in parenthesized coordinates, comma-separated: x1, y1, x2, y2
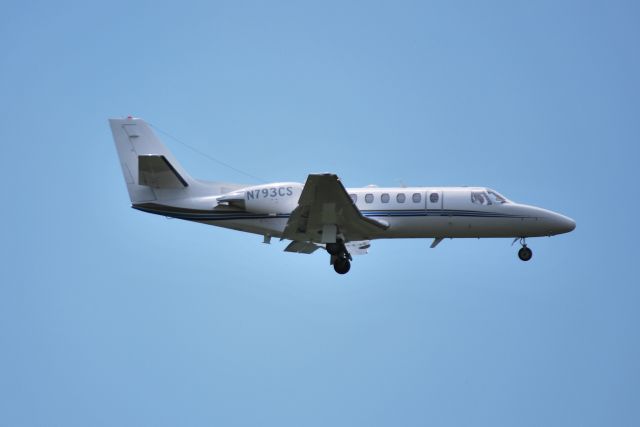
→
(1, 1, 638, 426)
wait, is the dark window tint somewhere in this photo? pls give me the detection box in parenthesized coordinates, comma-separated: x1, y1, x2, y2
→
(471, 191, 490, 205)
(430, 193, 439, 203)
(412, 193, 421, 203)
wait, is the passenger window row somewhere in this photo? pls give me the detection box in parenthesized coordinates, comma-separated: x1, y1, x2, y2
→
(350, 193, 424, 204)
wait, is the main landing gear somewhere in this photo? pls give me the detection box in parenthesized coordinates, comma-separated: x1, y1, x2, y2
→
(516, 238, 533, 261)
(326, 241, 352, 274)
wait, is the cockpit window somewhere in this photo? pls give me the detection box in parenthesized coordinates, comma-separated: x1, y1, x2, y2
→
(487, 190, 507, 204)
(471, 190, 508, 205)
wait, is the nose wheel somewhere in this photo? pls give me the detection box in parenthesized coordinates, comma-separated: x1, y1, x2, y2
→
(518, 246, 533, 261)
(516, 238, 533, 261)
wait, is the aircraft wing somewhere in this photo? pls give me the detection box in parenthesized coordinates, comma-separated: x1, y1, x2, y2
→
(282, 174, 388, 244)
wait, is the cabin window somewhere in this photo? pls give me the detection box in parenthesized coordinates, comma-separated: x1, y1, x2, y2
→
(412, 193, 421, 203)
(430, 193, 439, 203)
(365, 193, 374, 203)
(471, 191, 491, 205)
(349, 194, 357, 203)
(396, 193, 406, 203)
(381, 193, 390, 203)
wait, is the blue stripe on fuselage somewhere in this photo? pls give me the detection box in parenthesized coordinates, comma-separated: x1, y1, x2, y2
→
(132, 205, 528, 221)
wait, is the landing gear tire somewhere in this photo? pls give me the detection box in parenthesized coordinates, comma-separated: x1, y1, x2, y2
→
(518, 246, 533, 262)
(333, 258, 351, 274)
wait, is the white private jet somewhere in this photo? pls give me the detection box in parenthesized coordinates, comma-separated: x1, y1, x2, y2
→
(109, 117, 575, 274)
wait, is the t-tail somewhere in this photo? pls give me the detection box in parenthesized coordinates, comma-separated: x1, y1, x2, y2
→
(109, 117, 244, 206)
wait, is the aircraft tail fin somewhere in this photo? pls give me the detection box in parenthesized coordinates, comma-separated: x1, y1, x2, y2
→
(109, 117, 196, 204)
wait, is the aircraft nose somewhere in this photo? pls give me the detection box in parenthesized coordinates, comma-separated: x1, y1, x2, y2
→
(551, 212, 576, 234)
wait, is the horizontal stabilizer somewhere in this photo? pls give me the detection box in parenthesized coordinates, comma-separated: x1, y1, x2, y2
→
(138, 155, 188, 188)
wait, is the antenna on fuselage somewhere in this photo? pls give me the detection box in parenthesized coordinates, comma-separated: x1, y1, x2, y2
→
(148, 122, 268, 183)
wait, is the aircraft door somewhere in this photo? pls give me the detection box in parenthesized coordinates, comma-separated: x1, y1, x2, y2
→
(426, 190, 443, 209)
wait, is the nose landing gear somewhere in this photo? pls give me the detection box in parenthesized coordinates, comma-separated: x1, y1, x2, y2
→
(518, 246, 533, 261)
(516, 238, 533, 261)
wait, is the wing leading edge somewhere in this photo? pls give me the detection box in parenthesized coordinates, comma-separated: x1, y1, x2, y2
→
(282, 173, 388, 244)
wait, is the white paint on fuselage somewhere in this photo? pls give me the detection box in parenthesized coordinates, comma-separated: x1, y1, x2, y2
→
(199, 185, 575, 240)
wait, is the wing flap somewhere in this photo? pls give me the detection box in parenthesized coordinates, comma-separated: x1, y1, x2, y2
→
(345, 240, 371, 256)
(284, 241, 321, 254)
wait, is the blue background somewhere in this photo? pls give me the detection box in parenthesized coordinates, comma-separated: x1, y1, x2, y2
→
(1, 1, 638, 426)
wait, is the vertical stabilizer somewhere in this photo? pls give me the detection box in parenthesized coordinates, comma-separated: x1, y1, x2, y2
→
(109, 117, 194, 204)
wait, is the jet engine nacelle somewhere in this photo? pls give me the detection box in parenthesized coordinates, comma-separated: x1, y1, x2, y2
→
(242, 182, 303, 214)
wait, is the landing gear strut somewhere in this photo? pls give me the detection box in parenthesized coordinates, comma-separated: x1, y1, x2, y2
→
(327, 241, 352, 274)
(516, 238, 533, 261)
